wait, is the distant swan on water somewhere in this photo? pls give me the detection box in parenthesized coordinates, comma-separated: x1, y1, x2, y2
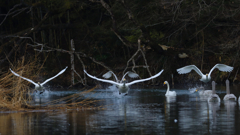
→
(177, 64, 233, 83)
(223, 80, 236, 101)
(10, 66, 68, 91)
(84, 69, 164, 95)
(195, 86, 212, 97)
(164, 81, 176, 96)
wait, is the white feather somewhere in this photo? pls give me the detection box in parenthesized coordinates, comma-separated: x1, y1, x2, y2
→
(177, 64, 233, 83)
(164, 81, 176, 96)
(127, 71, 139, 78)
(84, 69, 164, 94)
(10, 66, 68, 89)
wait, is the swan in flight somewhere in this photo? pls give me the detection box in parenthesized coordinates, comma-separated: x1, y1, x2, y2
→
(208, 81, 221, 102)
(10, 66, 68, 91)
(223, 80, 236, 101)
(164, 81, 176, 96)
(177, 64, 233, 83)
(195, 86, 212, 97)
(84, 69, 164, 95)
(102, 71, 139, 83)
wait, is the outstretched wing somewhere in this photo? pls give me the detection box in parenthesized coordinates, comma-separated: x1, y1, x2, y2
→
(41, 66, 68, 86)
(121, 71, 139, 82)
(102, 71, 119, 82)
(10, 68, 38, 86)
(177, 65, 204, 76)
(126, 69, 164, 86)
(209, 64, 234, 76)
(84, 70, 120, 86)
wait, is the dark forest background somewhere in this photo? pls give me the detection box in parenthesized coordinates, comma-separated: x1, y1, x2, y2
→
(0, 0, 240, 88)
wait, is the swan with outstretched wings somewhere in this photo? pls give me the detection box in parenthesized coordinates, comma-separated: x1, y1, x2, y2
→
(84, 69, 164, 95)
(177, 64, 233, 83)
(10, 66, 68, 90)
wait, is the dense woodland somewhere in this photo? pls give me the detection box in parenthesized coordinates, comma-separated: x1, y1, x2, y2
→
(1, 0, 240, 88)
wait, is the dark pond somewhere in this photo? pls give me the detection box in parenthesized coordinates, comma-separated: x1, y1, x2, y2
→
(0, 83, 240, 135)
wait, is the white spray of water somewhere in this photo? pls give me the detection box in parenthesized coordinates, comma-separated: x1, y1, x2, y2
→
(106, 85, 125, 98)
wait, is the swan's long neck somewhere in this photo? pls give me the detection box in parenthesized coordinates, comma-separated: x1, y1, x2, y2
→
(166, 82, 170, 94)
(212, 81, 216, 94)
(226, 79, 230, 94)
(122, 82, 126, 88)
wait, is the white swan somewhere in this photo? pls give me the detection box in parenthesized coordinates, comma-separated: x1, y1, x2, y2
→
(208, 81, 221, 102)
(177, 64, 233, 83)
(84, 69, 164, 95)
(195, 86, 212, 97)
(164, 81, 176, 96)
(10, 66, 68, 90)
(223, 80, 236, 101)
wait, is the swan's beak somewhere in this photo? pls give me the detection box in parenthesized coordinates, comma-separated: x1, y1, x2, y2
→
(206, 74, 208, 76)
(163, 82, 166, 86)
(195, 89, 198, 92)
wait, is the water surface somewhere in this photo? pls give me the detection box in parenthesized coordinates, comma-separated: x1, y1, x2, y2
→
(0, 84, 240, 135)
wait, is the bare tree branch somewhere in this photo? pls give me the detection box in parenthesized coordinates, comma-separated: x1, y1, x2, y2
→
(123, 39, 152, 81)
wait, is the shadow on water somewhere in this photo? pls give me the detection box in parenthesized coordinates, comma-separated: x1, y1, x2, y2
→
(0, 84, 240, 135)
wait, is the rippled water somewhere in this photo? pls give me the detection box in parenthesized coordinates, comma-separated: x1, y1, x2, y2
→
(0, 84, 240, 135)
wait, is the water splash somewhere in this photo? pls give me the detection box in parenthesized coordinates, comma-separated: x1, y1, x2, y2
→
(188, 87, 197, 94)
(106, 85, 125, 98)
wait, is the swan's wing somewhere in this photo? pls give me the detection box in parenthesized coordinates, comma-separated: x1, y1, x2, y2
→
(102, 71, 119, 82)
(209, 64, 234, 76)
(120, 71, 139, 82)
(84, 70, 120, 86)
(126, 69, 164, 86)
(10, 68, 38, 86)
(127, 71, 139, 78)
(41, 66, 68, 86)
(177, 65, 204, 76)
(102, 71, 112, 79)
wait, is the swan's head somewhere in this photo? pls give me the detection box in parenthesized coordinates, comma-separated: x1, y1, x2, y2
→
(195, 87, 204, 92)
(37, 82, 40, 85)
(122, 78, 127, 83)
(206, 74, 208, 77)
(163, 81, 168, 86)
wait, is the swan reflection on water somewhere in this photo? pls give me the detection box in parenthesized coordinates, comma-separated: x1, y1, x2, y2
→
(165, 96, 176, 103)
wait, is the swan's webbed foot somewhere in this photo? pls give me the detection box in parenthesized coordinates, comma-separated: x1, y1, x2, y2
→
(119, 92, 121, 95)
(124, 93, 128, 96)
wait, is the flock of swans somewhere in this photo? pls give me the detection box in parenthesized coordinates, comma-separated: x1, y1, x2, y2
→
(10, 63, 237, 102)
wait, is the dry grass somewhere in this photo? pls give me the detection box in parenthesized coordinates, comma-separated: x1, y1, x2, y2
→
(0, 58, 37, 110)
(0, 58, 102, 111)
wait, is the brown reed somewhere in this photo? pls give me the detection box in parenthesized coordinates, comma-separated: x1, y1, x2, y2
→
(0, 57, 38, 110)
